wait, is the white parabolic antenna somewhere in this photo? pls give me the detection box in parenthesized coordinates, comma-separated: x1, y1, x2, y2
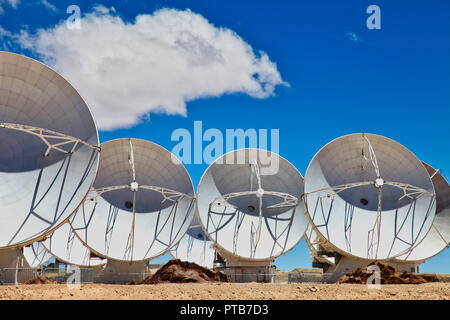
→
(170, 211, 215, 269)
(71, 138, 195, 262)
(196, 148, 308, 261)
(0, 51, 99, 248)
(22, 241, 53, 268)
(42, 222, 106, 267)
(394, 162, 450, 261)
(304, 133, 436, 260)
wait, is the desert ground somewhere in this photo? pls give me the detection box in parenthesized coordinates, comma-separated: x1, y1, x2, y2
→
(0, 282, 448, 300)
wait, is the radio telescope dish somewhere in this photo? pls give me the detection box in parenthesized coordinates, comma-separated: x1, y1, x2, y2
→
(71, 138, 195, 262)
(196, 148, 307, 261)
(42, 222, 106, 267)
(394, 162, 450, 261)
(304, 133, 436, 260)
(23, 241, 53, 268)
(0, 51, 99, 248)
(170, 211, 215, 268)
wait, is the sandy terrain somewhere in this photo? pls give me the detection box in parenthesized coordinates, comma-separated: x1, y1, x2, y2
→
(0, 282, 448, 300)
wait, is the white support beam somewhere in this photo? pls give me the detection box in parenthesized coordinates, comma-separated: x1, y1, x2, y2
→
(0, 122, 99, 156)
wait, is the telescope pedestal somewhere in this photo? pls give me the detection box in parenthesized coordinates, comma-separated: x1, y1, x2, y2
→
(215, 248, 275, 283)
(96, 260, 147, 284)
(0, 248, 32, 284)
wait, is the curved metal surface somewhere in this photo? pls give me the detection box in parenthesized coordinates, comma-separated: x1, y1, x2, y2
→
(42, 222, 106, 267)
(196, 148, 308, 260)
(394, 162, 450, 261)
(71, 138, 195, 262)
(0, 51, 99, 248)
(22, 241, 53, 268)
(304, 133, 436, 260)
(170, 211, 215, 268)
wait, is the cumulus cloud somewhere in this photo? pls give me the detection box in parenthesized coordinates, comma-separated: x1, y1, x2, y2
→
(17, 6, 287, 130)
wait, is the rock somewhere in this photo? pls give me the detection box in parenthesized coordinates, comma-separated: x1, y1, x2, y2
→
(338, 262, 439, 285)
(136, 259, 230, 284)
(24, 276, 60, 284)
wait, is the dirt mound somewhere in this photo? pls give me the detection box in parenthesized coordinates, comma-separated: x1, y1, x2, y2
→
(338, 262, 439, 285)
(24, 276, 61, 284)
(136, 259, 229, 284)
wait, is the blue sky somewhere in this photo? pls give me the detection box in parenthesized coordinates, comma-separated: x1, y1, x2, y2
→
(1, 0, 449, 273)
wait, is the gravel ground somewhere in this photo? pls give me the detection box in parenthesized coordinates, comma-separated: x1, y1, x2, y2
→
(0, 282, 448, 300)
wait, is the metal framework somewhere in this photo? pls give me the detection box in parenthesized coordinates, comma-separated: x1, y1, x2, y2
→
(304, 134, 436, 260)
(7, 148, 98, 246)
(303, 225, 336, 268)
(208, 192, 298, 258)
(64, 227, 93, 266)
(23, 242, 53, 268)
(387, 195, 436, 258)
(0, 122, 99, 246)
(344, 202, 355, 253)
(143, 198, 195, 259)
(75, 185, 195, 261)
(171, 223, 209, 265)
(42, 222, 103, 267)
(88, 185, 191, 204)
(305, 180, 435, 259)
(73, 139, 194, 261)
(0, 122, 100, 156)
(205, 160, 299, 259)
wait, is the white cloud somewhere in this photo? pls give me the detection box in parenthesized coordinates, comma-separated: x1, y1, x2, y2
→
(7, 0, 19, 8)
(345, 32, 362, 42)
(0, 25, 17, 50)
(40, 0, 57, 12)
(0, 25, 12, 36)
(0, 0, 20, 14)
(17, 6, 287, 130)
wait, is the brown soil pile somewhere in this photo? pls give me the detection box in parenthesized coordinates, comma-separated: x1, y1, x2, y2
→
(136, 259, 229, 284)
(24, 276, 60, 284)
(338, 262, 439, 285)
